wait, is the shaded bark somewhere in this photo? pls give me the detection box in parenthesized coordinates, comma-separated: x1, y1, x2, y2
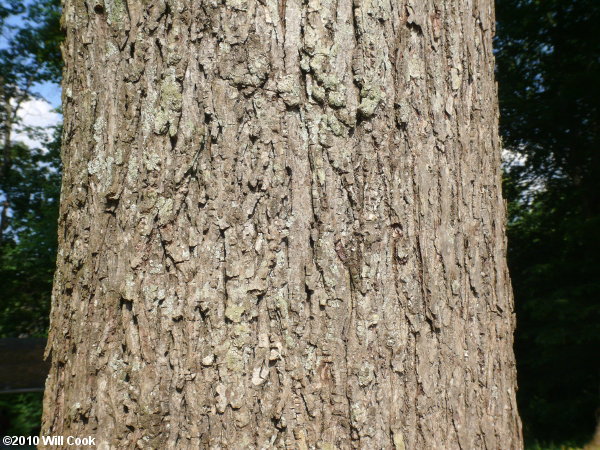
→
(43, 0, 522, 448)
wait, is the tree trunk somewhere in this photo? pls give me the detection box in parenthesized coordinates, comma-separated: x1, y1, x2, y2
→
(43, 0, 522, 448)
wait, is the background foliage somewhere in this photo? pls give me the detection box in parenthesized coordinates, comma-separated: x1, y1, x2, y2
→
(496, 0, 600, 445)
(0, 0, 61, 437)
(0, 0, 598, 446)
(0, 0, 62, 339)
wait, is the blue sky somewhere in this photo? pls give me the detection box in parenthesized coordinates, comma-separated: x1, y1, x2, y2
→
(35, 80, 61, 108)
(1, 0, 62, 107)
(1, 0, 62, 147)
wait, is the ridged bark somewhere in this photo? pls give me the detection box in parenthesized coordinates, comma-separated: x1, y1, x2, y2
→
(43, 0, 522, 448)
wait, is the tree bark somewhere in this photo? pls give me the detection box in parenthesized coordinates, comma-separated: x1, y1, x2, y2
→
(43, 0, 523, 448)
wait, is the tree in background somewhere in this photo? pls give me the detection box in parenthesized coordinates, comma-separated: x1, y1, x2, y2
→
(496, 0, 600, 445)
(0, 0, 61, 337)
(0, 0, 61, 436)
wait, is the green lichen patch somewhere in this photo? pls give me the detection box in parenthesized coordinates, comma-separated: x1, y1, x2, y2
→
(327, 114, 345, 137)
(153, 73, 183, 136)
(153, 110, 169, 135)
(159, 76, 183, 112)
(105, 0, 126, 26)
(225, 304, 246, 323)
(358, 85, 383, 118)
(327, 90, 346, 108)
(311, 83, 326, 104)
